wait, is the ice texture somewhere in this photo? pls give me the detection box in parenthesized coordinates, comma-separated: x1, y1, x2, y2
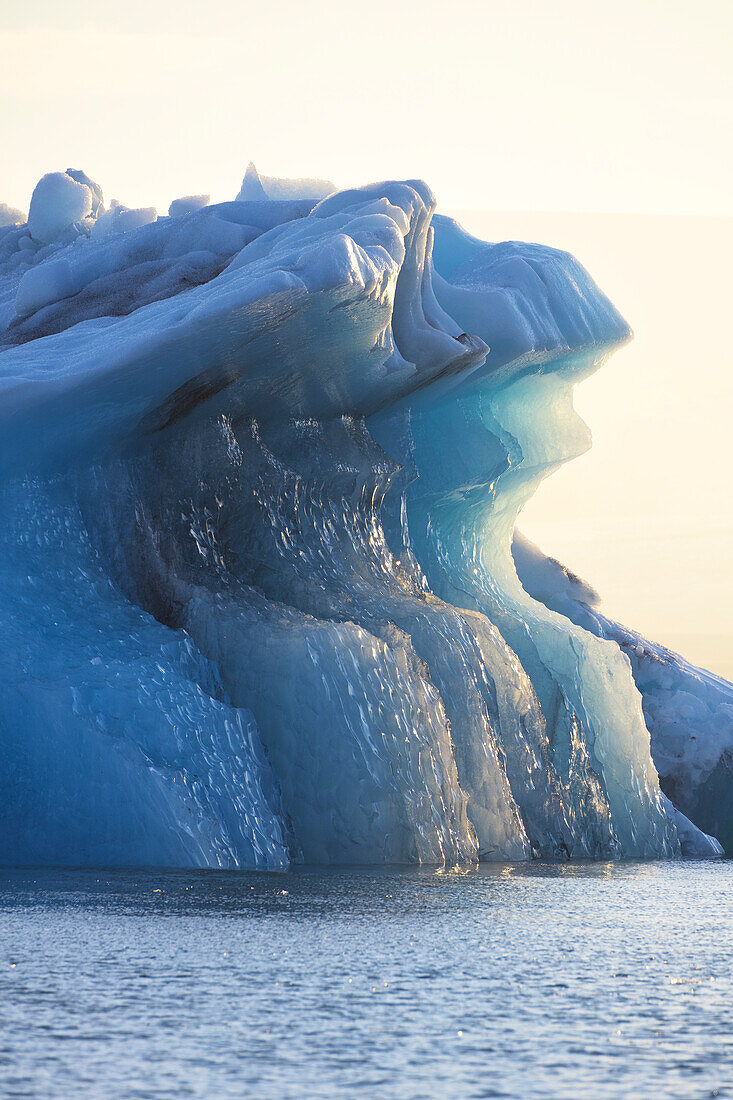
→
(0, 167, 728, 868)
(91, 200, 158, 239)
(236, 162, 335, 202)
(169, 195, 210, 217)
(514, 533, 732, 855)
(0, 204, 26, 228)
(65, 169, 104, 217)
(28, 171, 95, 245)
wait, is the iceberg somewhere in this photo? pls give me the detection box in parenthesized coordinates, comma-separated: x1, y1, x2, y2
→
(0, 166, 728, 868)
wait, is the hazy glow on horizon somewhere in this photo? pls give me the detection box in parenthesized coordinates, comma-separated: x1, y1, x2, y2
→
(1, 0, 732, 217)
(1, 0, 731, 674)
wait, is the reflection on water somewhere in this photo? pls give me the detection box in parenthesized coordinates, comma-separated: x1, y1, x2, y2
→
(0, 861, 731, 1099)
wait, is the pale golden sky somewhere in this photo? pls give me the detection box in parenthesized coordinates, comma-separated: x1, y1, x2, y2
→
(1, 0, 731, 675)
(1, 0, 731, 216)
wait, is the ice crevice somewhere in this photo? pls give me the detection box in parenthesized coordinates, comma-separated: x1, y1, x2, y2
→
(0, 166, 728, 867)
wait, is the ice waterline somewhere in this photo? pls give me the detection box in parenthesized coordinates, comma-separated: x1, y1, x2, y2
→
(0, 166, 729, 867)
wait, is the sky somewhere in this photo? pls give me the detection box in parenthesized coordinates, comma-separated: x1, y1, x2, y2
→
(1, 0, 732, 217)
(1, 0, 731, 674)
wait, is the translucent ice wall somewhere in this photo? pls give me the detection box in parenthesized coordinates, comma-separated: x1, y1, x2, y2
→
(513, 533, 732, 855)
(0, 170, 724, 867)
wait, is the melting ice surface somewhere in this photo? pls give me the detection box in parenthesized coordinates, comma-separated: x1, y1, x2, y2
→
(0, 164, 730, 868)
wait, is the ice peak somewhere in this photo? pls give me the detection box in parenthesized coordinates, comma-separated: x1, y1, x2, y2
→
(236, 162, 335, 202)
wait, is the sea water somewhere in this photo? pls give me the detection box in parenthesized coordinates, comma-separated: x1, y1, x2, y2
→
(0, 861, 730, 1099)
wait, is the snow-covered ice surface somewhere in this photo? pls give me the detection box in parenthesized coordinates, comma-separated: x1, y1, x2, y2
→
(0, 167, 729, 867)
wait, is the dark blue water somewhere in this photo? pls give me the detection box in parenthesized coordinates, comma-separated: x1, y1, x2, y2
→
(0, 861, 731, 1099)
